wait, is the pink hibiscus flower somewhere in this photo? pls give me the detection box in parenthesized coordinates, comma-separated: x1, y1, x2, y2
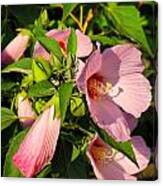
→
(33, 29, 93, 60)
(17, 92, 36, 127)
(87, 135, 150, 180)
(13, 105, 60, 177)
(76, 44, 151, 141)
(1, 33, 30, 65)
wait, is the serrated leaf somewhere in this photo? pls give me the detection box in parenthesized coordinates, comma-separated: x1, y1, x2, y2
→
(59, 82, 73, 122)
(1, 107, 17, 131)
(70, 97, 85, 117)
(92, 122, 138, 166)
(3, 130, 27, 177)
(67, 29, 77, 55)
(108, 5, 152, 57)
(2, 58, 32, 74)
(62, 3, 77, 21)
(28, 80, 55, 98)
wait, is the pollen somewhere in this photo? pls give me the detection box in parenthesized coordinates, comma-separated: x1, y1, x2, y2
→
(91, 145, 113, 164)
(87, 75, 112, 100)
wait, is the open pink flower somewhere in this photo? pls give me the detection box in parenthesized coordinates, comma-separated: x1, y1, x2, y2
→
(33, 29, 93, 60)
(13, 105, 60, 177)
(87, 135, 150, 180)
(17, 93, 36, 127)
(76, 44, 151, 141)
(1, 33, 30, 65)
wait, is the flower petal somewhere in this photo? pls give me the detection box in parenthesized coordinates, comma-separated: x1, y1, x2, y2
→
(111, 44, 144, 75)
(110, 73, 152, 118)
(87, 136, 137, 180)
(114, 136, 151, 175)
(1, 33, 29, 65)
(13, 106, 60, 177)
(87, 96, 131, 141)
(33, 29, 93, 60)
(75, 59, 86, 92)
(123, 112, 137, 132)
(100, 44, 144, 85)
(33, 29, 70, 61)
(76, 50, 102, 93)
(76, 29, 93, 57)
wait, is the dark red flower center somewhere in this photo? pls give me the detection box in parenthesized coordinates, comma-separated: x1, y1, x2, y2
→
(87, 75, 112, 100)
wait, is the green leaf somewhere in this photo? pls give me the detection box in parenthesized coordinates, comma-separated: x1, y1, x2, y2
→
(62, 3, 77, 21)
(67, 29, 77, 55)
(33, 27, 63, 61)
(28, 80, 55, 98)
(70, 97, 85, 117)
(3, 130, 27, 177)
(32, 60, 49, 82)
(59, 82, 73, 122)
(1, 79, 18, 92)
(1, 107, 17, 131)
(71, 145, 80, 162)
(90, 35, 125, 46)
(37, 165, 52, 178)
(108, 5, 152, 57)
(36, 9, 50, 28)
(2, 58, 32, 74)
(92, 122, 138, 166)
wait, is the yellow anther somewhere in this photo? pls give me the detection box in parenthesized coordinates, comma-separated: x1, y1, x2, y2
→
(105, 82, 112, 93)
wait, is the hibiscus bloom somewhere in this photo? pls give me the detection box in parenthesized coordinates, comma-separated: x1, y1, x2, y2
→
(17, 92, 36, 127)
(87, 135, 150, 180)
(13, 105, 60, 177)
(76, 44, 151, 141)
(33, 29, 93, 60)
(1, 33, 30, 65)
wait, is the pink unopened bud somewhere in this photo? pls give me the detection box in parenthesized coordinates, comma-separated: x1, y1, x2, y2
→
(1, 33, 30, 65)
(13, 105, 60, 177)
(17, 92, 36, 127)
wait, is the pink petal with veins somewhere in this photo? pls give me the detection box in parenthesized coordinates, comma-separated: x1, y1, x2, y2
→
(87, 135, 150, 180)
(111, 73, 152, 118)
(13, 106, 60, 177)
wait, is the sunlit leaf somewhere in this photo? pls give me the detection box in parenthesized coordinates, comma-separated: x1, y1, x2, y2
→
(28, 80, 55, 97)
(70, 97, 85, 117)
(2, 58, 32, 74)
(32, 60, 49, 82)
(62, 3, 77, 21)
(108, 4, 152, 57)
(67, 29, 77, 55)
(90, 35, 126, 46)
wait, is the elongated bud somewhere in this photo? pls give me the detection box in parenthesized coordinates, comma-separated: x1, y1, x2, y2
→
(1, 33, 30, 65)
(16, 91, 36, 127)
(13, 105, 61, 177)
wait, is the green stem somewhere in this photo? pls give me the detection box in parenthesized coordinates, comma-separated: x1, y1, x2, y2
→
(80, 5, 83, 27)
